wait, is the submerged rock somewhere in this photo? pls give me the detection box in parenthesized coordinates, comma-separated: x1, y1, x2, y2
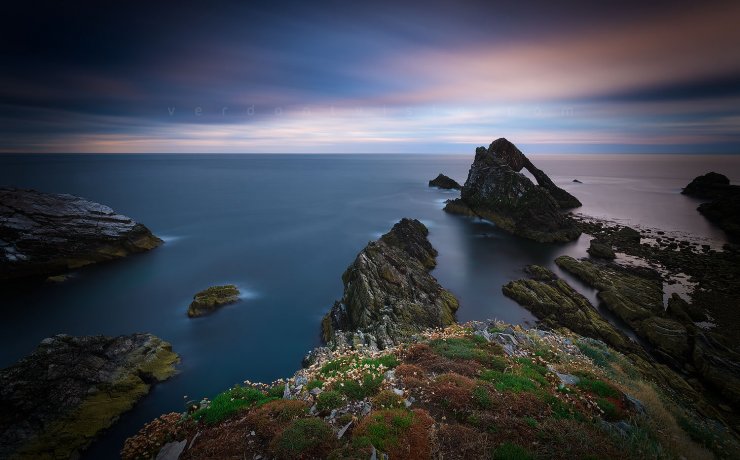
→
(428, 173, 461, 190)
(321, 218, 459, 349)
(446, 139, 581, 242)
(0, 187, 162, 281)
(187, 285, 240, 317)
(0, 333, 179, 459)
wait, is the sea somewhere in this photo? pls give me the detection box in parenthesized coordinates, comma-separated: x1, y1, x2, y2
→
(1, 153, 738, 458)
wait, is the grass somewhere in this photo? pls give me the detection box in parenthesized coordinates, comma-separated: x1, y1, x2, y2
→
(372, 390, 404, 409)
(576, 340, 614, 368)
(354, 409, 413, 452)
(306, 380, 324, 391)
(576, 376, 620, 398)
(272, 418, 335, 459)
(316, 390, 344, 412)
(492, 442, 535, 460)
(472, 385, 493, 409)
(429, 335, 503, 365)
(479, 370, 539, 393)
(191, 385, 274, 425)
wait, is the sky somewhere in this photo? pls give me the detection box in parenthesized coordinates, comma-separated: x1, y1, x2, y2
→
(2, 0, 740, 154)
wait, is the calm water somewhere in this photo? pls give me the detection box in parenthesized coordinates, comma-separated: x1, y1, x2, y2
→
(1, 153, 738, 458)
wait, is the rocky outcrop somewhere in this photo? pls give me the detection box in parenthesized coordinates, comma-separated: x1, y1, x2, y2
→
(428, 174, 461, 190)
(188, 285, 240, 317)
(0, 187, 162, 281)
(321, 218, 459, 349)
(682, 172, 740, 239)
(482, 138, 581, 209)
(0, 333, 179, 459)
(502, 265, 643, 357)
(444, 139, 581, 243)
(682, 172, 734, 199)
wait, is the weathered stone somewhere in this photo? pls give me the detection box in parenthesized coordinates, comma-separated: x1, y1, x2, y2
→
(0, 334, 179, 459)
(0, 187, 162, 281)
(447, 139, 581, 243)
(187, 285, 240, 317)
(321, 218, 459, 349)
(428, 174, 461, 190)
(587, 239, 616, 259)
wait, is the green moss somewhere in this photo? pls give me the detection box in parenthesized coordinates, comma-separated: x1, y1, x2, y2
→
(273, 418, 335, 458)
(355, 409, 413, 452)
(479, 370, 538, 393)
(337, 373, 384, 400)
(492, 442, 535, 460)
(306, 380, 324, 391)
(372, 390, 404, 409)
(576, 377, 620, 398)
(430, 335, 503, 367)
(317, 390, 344, 412)
(192, 386, 274, 425)
(472, 385, 493, 409)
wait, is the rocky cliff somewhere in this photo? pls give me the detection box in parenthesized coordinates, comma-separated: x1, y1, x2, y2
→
(0, 187, 162, 281)
(321, 218, 459, 349)
(0, 333, 179, 459)
(445, 139, 580, 242)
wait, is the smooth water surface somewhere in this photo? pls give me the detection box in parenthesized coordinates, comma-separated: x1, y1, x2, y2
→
(1, 153, 737, 457)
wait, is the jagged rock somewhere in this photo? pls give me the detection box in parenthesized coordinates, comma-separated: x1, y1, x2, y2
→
(483, 138, 581, 208)
(187, 285, 240, 317)
(682, 172, 740, 239)
(640, 317, 690, 362)
(321, 218, 459, 349)
(0, 187, 162, 281)
(428, 174, 461, 190)
(587, 239, 616, 259)
(502, 265, 644, 357)
(0, 334, 179, 459)
(682, 172, 733, 199)
(446, 139, 581, 242)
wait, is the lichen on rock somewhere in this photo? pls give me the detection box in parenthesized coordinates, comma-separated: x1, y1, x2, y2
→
(187, 285, 241, 317)
(0, 333, 179, 459)
(321, 218, 459, 349)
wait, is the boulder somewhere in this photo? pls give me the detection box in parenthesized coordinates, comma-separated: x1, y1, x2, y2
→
(0, 334, 179, 459)
(682, 172, 740, 239)
(447, 140, 581, 243)
(187, 285, 240, 317)
(587, 239, 616, 259)
(428, 174, 461, 190)
(0, 187, 162, 281)
(321, 218, 459, 349)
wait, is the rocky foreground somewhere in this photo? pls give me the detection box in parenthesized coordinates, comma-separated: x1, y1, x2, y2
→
(0, 187, 162, 281)
(124, 215, 739, 459)
(0, 334, 179, 459)
(321, 218, 459, 350)
(444, 138, 581, 242)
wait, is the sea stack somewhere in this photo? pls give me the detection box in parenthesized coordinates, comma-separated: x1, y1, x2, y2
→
(0, 187, 162, 281)
(682, 172, 740, 239)
(321, 218, 459, 349)
(428, 173, 462, 190)
(445, 138, 581, 242)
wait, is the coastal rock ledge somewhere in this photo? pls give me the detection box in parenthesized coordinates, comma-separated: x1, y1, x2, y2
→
(444, 138, 581, 242)
(188, 285, 241, 317)
(321, 218, 459, 350)
(0, 333, 179, 459)
(0, 187, 163, 281)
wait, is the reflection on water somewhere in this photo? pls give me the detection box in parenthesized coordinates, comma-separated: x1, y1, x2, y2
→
(0, 153, 737, 457)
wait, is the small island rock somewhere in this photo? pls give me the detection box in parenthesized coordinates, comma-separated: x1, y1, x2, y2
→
(0, 187, 162, 281)
(682, 173, 740, 239)
(428, 173, 461, 190)
(187, 285, 241, 317)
